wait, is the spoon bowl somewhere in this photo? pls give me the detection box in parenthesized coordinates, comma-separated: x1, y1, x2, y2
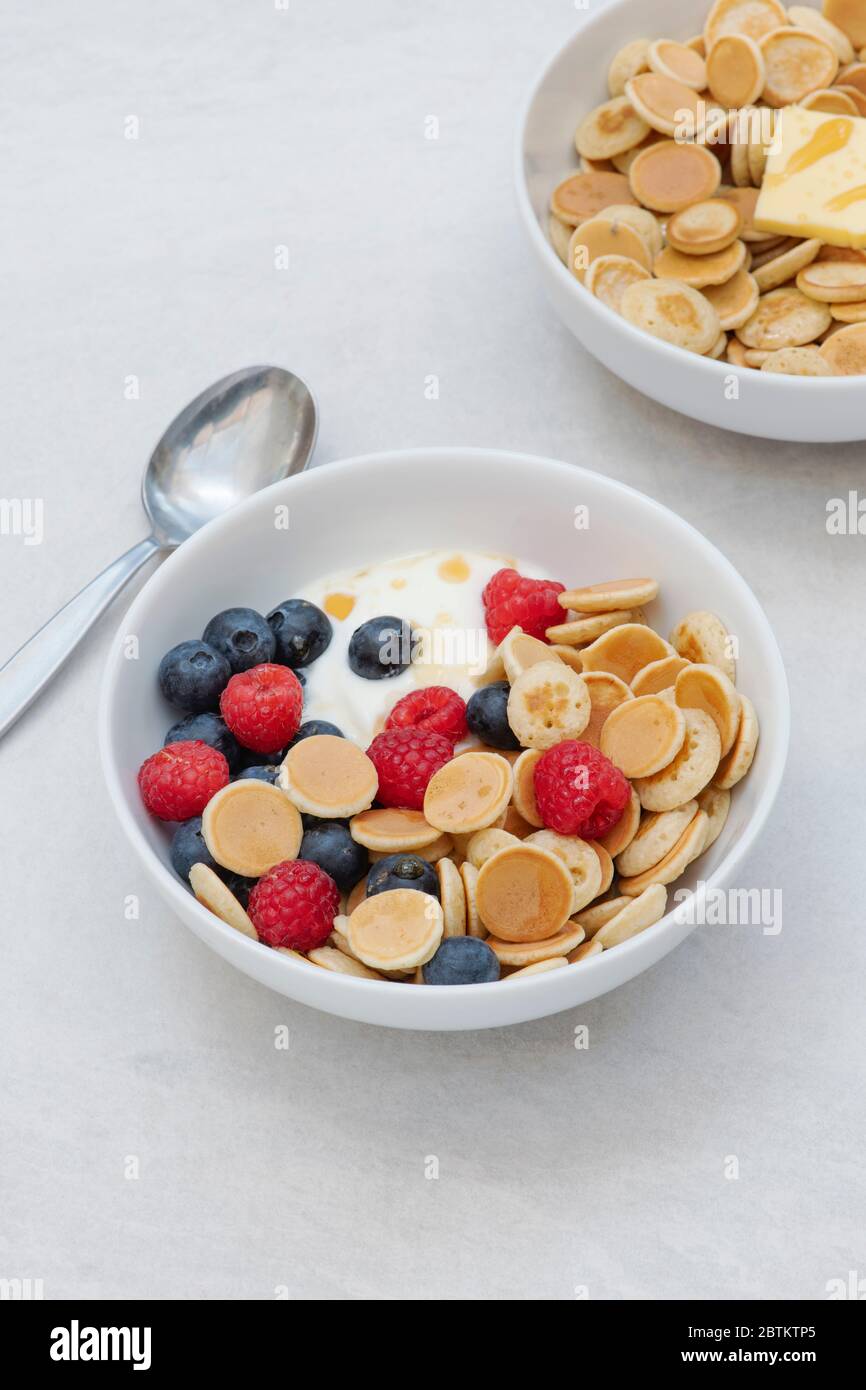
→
(145, 366, 318, 546)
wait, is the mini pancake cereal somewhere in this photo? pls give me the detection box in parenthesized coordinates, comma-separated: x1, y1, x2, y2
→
(138, 554, 762, 990)
(545, 0, 866, 372)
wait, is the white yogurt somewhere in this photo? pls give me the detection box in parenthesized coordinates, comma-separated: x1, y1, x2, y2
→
(292, 549, 550, 747)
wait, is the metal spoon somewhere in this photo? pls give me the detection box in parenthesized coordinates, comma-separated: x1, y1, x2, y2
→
(0, 364, 317, 740)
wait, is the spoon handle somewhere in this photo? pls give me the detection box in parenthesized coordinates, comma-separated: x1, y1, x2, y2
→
(0, 536, 162, 740)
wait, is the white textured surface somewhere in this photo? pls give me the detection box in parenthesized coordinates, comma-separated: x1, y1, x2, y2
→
(1, 0, 863, 1300)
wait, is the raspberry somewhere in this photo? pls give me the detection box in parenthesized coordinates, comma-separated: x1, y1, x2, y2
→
(220, 662, 303, 753)
(482, 568, 566, 645)
(385, 686, 468, 743)
(366, 727, 453, 810)
(248, 860, 339, 951)
(533, 740, 630, 839)
(137, 739, 229, 821)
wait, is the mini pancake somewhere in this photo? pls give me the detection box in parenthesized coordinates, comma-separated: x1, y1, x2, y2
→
(697, 785, 731, 851)
(631, 655, 690, 696)
(714, 695, 759, 789)
(346, 876, 368, 913)
(600, 694, 687, 778)
(654, 239, 747, 288)
(503, 957, 570, 978)
(819, 244, 866, 263)
(595, 204, 664, 257)
(501, 803, 536, 838)
(687, 34, 706, 55)
(581, 156, 617, 173)
(826, 1, 866, 50)
(751, 238, 819, 292)
(838, 59, 866, 94)
(704, 0, 788, 49)
(736, 286, 832, 350)
(591, 841, 615, 896)
(620, 278, 722, 354)
(629, 139, 721, 213)
(486, 922, 586, 967)
(558, 577, 659, 612)
(833, 82, 866, 114)
(831, 299, 866, 321)
(349, 807, 442, 852)
(618, 811, 709, 896)
(506, 661, 591, 749)
(648, 39, 707, 90)
(667, 199, 743, 256)
(761, 346, 835, 374)
(575, 96, 650, 161)
(580, 622, 674, 684)
(202, 781, 303, 877)
(423, 751, 512, 834)
(499, 627, 561, 683)
(279, 734, 378, 818)
(726, 335, 751, 365)
(436, 855, 467, 937)
(717, 185, 764, 241)
(511, 747, 544, 828)
(675, 663, 742, 756)
(597, 784, 642, 857)
(706, 33, 766, 106)
(346, 888, 444, 971)
(797, 261, 866, 302)
(669, 610, 736, 682)
(523, 830, 603, 914)
(568, 672, 633, 753)
(748, 133, 772, 185)
(459, 861, 486, 937)
(615, 801, 699, 878)
(744, 348, 773, 365)
(625, 73, 705, 138)
(729, 135, 754, 188)
(548, 212, 572, 263)
(329, 917, 362, 959)
(466, 828, 521, 869)
(189, 862, 258, 939)
(788, 6, 854, 63)
(608, 38, 651, 96)
(568, 939, 604, 963)
(419, 833, 455, 862)
(800, 86, 859, 113)
(634, 708, 722, 812)
(476, 844, 576, 942)
(550, 171, 637, 227)
(546, 607, 636, 645)
(594, 883, 668, 948)
(759, 28, 838, 106)
(567, 217, 653, 284)
(548, 644, 585, 674)
(575, 895, 633, 937)
(699, 268, 760, 330)
(308, 946, 385, 979)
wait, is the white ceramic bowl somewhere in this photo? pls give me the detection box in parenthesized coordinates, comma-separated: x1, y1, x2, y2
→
(516, 0, 866, 443)
(99, 448, 789, 1030)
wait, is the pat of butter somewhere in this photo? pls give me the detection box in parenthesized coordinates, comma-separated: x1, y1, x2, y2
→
(754, 106, 866, 249)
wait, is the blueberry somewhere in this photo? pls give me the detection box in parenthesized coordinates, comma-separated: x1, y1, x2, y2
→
(466, 680, 520, 750)
(170, 817, 216, 882)
(366, 853, 439, 899)
(348, 615, 415, 680)
(164, 711, 242, 772)
(202, 607, 275, 673)
(267, 599, 332, 668)
(158, 640, 231, 713)
(422, 936, 500, 985)
(221, 871, 257, 909)
(298, 821, 368, 892)
(237, 743, 289, 769)
(236, 765, 281, 784)
(301, 812, 349, 830)
(289, 719, 344, 746)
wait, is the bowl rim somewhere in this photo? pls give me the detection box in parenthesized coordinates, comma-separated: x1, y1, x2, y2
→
(99, 446, 790, 1011)
(513, 0, 864, 390)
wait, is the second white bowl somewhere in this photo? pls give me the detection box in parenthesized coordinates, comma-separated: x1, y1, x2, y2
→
(515, 0, 866, 442)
